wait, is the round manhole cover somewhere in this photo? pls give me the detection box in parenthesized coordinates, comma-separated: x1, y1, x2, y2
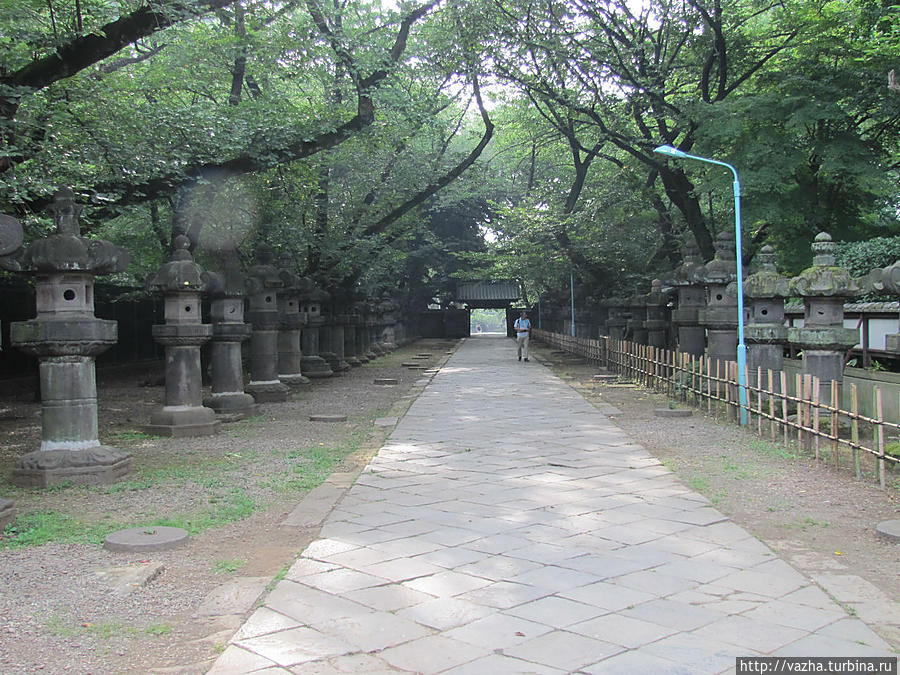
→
(653, 408, 693, 418)
(104, 526, 189, 552)
(309, 414, 348, 422)
(875, 519, 900, 543)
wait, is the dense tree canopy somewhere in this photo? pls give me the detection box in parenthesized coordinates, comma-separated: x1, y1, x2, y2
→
(1, 0, 897, 307)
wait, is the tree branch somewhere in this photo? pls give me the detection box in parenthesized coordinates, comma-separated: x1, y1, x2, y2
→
(360, 72, 494, 238)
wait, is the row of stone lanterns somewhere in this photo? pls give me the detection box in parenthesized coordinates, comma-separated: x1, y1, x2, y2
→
(0, 188, 402, 494)
(599, 231, 869, 402)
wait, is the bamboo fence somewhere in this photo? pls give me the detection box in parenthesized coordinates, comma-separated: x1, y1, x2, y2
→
(533, 329, 899, 488)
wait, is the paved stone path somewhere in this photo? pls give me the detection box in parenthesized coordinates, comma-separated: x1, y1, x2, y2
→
(208, 335, 896, 674)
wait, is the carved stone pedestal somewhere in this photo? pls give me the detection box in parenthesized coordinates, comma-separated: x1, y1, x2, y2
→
(744, 245, 789, 380)
(300, 285, 333, 379)
(670, 243, 706, 357)
(204, 259, 257, 419)
(246, 245, 291, 402)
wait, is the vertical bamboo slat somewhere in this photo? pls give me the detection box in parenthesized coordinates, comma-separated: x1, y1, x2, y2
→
(851, 384, 860, 480)
(813, 377, 820, 462)
(831, 380, 839, 469)
(768, 369, 776, 441)
(875, 387, 886, 489)
(756, 367, 763, 436)
(781, 370, 789, 449)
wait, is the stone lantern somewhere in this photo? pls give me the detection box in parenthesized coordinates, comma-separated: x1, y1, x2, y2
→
(743, 245, 790, 376)
(626, 285, 649, 345)
(300, 284, 333, 378)
(697, 230, 739, 368)
(868, 258, 900, 355)
(276, 254, 311, 386)
(362, 301, 380, 359)
(643, 279, 669, 349)
(245, 244, 291, 402)
(203, 250, 257, 419)
(378, 297, 399, 352)
(2, 188, 131, 486)
(603, 296, 628, 340)
(788, 232, 860, 395)
(318, 290, 350, 373)
(353, 301, 370, 363)
(343, 300, 362, 367)
(332, 288, 357, 370)
(145, 235, 219, 437)
(670, 242, 707, 357)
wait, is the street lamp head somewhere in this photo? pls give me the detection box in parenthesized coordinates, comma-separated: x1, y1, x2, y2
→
(653, 144, 688, 158)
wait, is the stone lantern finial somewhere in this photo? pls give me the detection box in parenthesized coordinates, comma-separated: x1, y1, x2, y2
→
(811, 231, 836, 267)
(51, 187, 82, 236)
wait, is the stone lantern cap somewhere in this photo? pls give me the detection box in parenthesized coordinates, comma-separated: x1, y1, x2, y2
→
(670, 241, 705, 286)
(1, 188, 129, 275)
(645, 279, 668, 306)
(205, 250, 246, 299)
(744, 245, 790, 299)
(788, 232, 860, 298)
(246, 243, 284, 291)
(149, 235, 206, 293)
(276, 253, 312, 295)
(698, 230, 736, 284)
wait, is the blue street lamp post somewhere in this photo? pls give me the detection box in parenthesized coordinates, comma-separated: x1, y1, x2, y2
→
(653, 145, 748, 425)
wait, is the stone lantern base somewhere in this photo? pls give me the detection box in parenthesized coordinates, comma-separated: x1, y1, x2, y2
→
(203, 391, 258, 421)
(279, 372, 311, 386)
(145, 405, 220, 437)
(301, 355, 334, 379)
(11, 446, 132, 488)
(0, 499, 16, 530)
(246, 379, 292, 402)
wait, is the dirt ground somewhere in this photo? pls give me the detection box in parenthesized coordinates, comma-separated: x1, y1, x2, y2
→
(0, 337, 898, 674)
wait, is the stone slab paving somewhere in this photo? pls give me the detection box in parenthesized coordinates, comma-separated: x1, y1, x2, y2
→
(208, 335, 897, 674)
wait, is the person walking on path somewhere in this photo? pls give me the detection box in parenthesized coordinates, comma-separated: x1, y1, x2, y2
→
(513, 309, 531, 362)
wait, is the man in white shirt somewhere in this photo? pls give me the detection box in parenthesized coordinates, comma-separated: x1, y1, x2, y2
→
(513, 310, 531, 362)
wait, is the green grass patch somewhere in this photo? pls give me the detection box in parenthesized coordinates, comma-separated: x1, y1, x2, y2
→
(44, 613, 134, 639)
(721, 456, 755, 479)
(796, 517, 830, 531)
(144, 623, 173, 636)
(109, 430, 155, 444)
(276, 431, 366, 494)
(213, 558, 247, 574)
(660, 458, 678, 472)
(1, 511, 113, 549)
(746, 438, 801, 460)
(688, 476, 710, 492)
(150, 489, 255, 534)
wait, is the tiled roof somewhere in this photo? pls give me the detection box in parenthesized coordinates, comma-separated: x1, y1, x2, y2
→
(455, 281, 521, 302)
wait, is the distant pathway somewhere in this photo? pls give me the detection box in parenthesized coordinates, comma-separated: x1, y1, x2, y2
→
(209, 334, 895, 674)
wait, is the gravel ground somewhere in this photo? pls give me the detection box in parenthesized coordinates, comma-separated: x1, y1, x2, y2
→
(0, 339, 456, 675)
(1, 337, 897, 674)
